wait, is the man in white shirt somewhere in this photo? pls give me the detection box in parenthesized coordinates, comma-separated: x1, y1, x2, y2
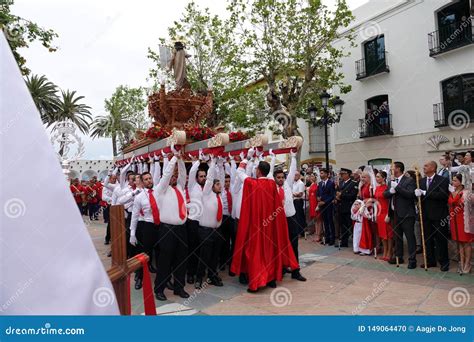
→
(293, 170, 306, 237)
(128, 171, 161, 290)
(154, 149, 189, 301)
(102, 168, 118, 245)
(270, 150, 306, 282)
(195, 158, 224, 289)
(185, 153, 207, 285)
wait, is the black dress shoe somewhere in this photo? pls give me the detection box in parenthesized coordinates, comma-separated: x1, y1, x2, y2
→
(187, 275, 195, 284)
(228, 270, 235, 277)
(440, 264, 449, 272)
(267, 280, 277, 288)
(415, 246, 422, 254)
(174, 289, 190, 298)
(407, 262, 417, 269)
(195, 277, 203, 289)
(107, 251, 112, 257)
(134, 278, 143, 290)
(420, 263, 437, 269)
(328, 241, 335, 246)
(104, 241, 110, 245)
(291, 272, 307, 282)
(208, 277, 223, 287)
(247, 288, 258, 293)
(155, 291, 167, 301)
(388, 258, 404, 264)
(148, 263, 157, 273)
(336, 243, 348, 248)
(239, 274, 248, 285)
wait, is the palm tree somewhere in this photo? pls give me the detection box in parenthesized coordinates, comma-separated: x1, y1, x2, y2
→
(55, 90, 92, 134)
(25, 74, 60, 125)
(90, 100, 135, 156)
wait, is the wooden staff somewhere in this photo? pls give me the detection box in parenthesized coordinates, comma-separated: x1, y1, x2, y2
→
(414, 166, 428, 271)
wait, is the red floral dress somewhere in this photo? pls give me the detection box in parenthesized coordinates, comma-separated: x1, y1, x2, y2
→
(374, 185, 392, 240)
(359, 184, 374, 250)
(449, 191, 474, 243)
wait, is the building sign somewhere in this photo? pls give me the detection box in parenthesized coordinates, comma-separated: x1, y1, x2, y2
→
(426, 133, 474, 152)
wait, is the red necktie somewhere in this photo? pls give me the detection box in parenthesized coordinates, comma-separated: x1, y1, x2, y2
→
(278, 186, 285, 203)
(216, 194, 223, 222)
(226, 189, 232, 214)
(173, 186, 187, 220)
(185, 188, 190, 204)
(148, 189, 160, 225)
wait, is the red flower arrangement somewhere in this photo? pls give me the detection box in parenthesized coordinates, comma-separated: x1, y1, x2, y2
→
(145, 125, 171, 140)
(228, 131, 249, 142)
(185, 125, 216, 141)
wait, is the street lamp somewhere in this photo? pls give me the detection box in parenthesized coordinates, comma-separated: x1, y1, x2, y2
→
(308, 90, 344, 171)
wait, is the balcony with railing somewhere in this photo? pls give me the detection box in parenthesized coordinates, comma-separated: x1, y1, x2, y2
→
(358, 114, 393, 138)
(355, 51, 390, 80)
(433, 102, 474, 128)
(428, 19, 474, 57)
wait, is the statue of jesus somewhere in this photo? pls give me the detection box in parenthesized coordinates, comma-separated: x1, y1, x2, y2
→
(168, 41, 191, 90)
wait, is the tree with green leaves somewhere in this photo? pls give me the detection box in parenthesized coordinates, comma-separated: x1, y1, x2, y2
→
(25, 74, 61, 126)
(227, 0, 354, 138)
(147, 1, 267, 133)
(55, 90, 92, 135)
(90, 85, 147, 156)
(0, 0, 58, 75)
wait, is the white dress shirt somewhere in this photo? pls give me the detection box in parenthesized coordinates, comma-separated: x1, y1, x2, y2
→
(292, 179, 305, 197)
(130, 188, 158, 236)
(232, 159, 254, 219)
(198, 161, 222, 228)
(187, 160, 204, 221)
(155, 156, 187, 225)
(269, 155, 297, 217)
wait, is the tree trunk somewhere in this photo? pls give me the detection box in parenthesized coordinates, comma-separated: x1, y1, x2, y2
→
(112, 132, 117, 157)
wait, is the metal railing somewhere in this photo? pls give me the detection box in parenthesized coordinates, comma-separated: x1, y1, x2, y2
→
(428, 19, 474, 56)
(358, 113, 393, 138)
(433, 102, 474, 127)
(355, 51, 390, 80)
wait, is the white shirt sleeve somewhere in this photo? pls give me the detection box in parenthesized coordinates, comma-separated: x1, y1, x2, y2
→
(156, 156, 177, 194)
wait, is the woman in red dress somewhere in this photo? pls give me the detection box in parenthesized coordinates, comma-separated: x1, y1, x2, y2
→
(307, 174, 323, 242)
(358, 172, 373, 255)
(373, 171, 393, 261)
(449, 174, 473, 274)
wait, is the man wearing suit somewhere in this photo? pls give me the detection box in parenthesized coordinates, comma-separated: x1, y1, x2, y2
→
(415, 161, 450, 271)
(317, 169, 336, 245)
(335, 168, 358, 247)
(383, 162, 417, 269)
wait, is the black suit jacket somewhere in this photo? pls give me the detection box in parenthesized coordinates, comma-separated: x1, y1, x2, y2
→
(418, 174, 449, 220)
(338, 179, 358, 214)
(383, 175, 416, 218)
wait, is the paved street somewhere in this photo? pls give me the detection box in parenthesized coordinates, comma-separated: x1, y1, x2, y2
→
(87, 218, 473, 316)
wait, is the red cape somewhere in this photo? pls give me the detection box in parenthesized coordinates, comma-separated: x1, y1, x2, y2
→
(231, 177, 299, 290)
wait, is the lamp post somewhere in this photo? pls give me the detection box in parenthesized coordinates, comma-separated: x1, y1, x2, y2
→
(308, 91, 344, 171)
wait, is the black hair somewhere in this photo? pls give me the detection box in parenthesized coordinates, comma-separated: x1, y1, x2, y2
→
(454, 174, 463, 184)
(320, 168, 329, 174)
(225, 174, 230, 179)
(394, 161, 405, 173)
(140, 172, 151, 181)
(378, 171, 387, 179)
(274, 169, 285, 177)
(258, 161, 270, 177)
(196, 169, 207, 179)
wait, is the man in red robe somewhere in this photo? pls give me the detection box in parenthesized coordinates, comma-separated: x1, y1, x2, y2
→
(231, 157, 299, 292)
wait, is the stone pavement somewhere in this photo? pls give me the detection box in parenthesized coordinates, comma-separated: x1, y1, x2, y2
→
(87, 218, 473, 316)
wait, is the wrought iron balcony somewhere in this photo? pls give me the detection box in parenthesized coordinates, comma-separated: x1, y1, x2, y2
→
(433, 102, 474, 128)
(358, 113, 393, 138)
(428, 19, 474, 57)
(355, 51, 390, 80)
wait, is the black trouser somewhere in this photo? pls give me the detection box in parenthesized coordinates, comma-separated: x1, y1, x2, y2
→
(424, 218, 449, 267)
(186, 219, 200, 277)
(293, 199, 306, 235)
(287, 215, 300, 274)
(339, 211, 352, 246)
(393, 215, 416, 263)
(125, 211, 137, 259)
(88, 203, 99, 219)
(103, 205, 110, 224)
(196, 225, 223, 279)
(219, 215, 235, 266)
(321, 204, 335, 243)
(135, 221, 160, 280)
(155, 223, 188, 292)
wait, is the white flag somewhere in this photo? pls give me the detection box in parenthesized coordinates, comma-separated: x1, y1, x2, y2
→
(0, 33, 119, 315)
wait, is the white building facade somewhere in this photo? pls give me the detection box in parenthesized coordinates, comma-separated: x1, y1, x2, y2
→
(327, 0, 474, 169)
(68, 160, 114, 181)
